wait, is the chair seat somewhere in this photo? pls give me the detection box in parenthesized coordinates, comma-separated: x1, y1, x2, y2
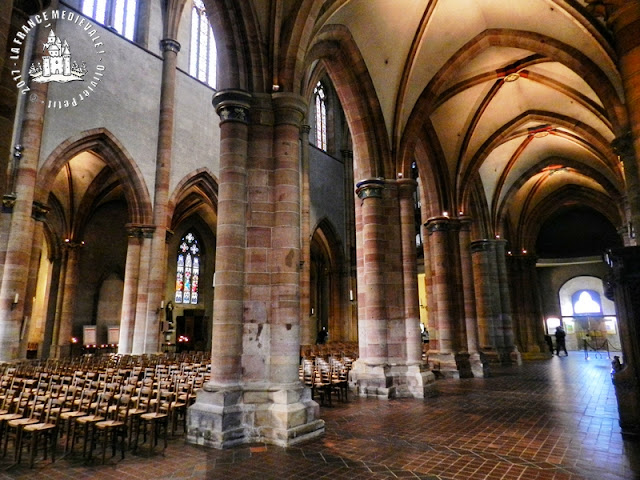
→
(0, 413, 22, 421)
(23, 422, 56, 433)
(95, 420, 125, 429)
(140, 412, 167, 420)
(60, 411, 87, 420)
(8, 418, 39, 427)
(76, 414, 105, 423)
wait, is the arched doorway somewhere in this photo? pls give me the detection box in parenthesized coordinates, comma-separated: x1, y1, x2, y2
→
(310, 219, 346, 344)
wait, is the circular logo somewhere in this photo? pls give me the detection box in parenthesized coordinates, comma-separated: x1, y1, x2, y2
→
(10, 8, 106, 108)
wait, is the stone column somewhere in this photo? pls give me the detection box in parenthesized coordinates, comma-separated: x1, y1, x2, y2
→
(397, 179, 436, 397)
(143, 38, 181, 353)
(118, 225, 143, 353)
(508, 253, 548, 359)
(299, 124, 313, 346)
(605, 246, 640, 436)
(398, 179, 422, 364)
(270, 92, 306, 385)
(471, 240, 499, 364)
(52, 241, 82, 358)
(131, 227, 154, 354)
(210, 89, 251, 386)
(350, 178, 394, 396)
(495, 239, 521, 365)
(187, 91, 324, 450)
(20, 207, 47, 356)
(342, 150, 357, 342)
(594, 1, 640, 241)
(424, 216, 460, 376)
(0, 23, 48, 361)
(458, 217, 484, 377)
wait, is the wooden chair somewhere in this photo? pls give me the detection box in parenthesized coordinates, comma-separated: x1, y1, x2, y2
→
(94, 393, 131, 463)
(136, 388, 172, 454)
(74, 392, 111, 458)
(18, 397, 61, 467)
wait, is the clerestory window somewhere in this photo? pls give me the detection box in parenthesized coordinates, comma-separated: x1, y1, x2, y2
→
(81, 0, 138, 41)
(190, 0, 217, 88)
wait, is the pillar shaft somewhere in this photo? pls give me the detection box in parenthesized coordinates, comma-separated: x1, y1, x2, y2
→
(0, 24, 48, 361)
(424, 217, 454, 354)
(209, 89, 251, 386)
(119, 227, 143, 353)
(299, 125, 313, 346)
(54, 245, 81, 358)
(270, 92, 306, 385)
(606, 1, 640, 241)
(142, 39, 181, 353)
(398, 179, 422, 364)
(356, 179, 387, 364)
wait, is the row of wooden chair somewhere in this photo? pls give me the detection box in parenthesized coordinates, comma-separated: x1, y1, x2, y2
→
(0, 364, 208, 467)
(299, 356, 353, 406)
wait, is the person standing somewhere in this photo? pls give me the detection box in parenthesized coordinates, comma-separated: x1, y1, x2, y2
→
(555, 326, 568, 356)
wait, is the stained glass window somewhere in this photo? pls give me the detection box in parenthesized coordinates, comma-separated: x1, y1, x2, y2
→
(175, 232, 201, 305)
(82, 0, 138, 41)
(314, 82, 327, 151)
(190, 0, 217, 88)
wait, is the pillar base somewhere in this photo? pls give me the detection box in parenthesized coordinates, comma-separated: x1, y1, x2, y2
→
(426, 351, 460, 379)
(468, 352, 485, 378)
(348, 360, 437, 399)
(186, 382, 325, 449)
(613, 367, 640, 438)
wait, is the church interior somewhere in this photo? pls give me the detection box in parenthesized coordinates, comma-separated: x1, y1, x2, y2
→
(1, 0, 640, 477)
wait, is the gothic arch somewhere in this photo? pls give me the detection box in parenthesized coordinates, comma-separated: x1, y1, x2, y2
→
(35, 128, 152, 225)
(310, 217, 347, 342)
(168, 168, 219, 230)
(304, 24, 391, 180)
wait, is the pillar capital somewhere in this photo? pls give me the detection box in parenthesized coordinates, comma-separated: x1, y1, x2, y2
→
(272, 92, 307, 127)
(457, 216, 473, 231)
(31, 201, 50, 221)
(2, 194, 17, 212)
(396, 178, 418, 198)
(300, 124, 311, 136)
(612, 131, 635, 162)
(470, 239, 492, 253)
(424, 215, 451, 234)
(160, 38, 181, 53)
(212, 89, 252, 124)
(355, 178, 385, 199)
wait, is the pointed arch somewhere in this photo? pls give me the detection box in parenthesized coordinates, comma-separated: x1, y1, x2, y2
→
(35, 128, 152, 225)
(201, 0, 267, 91)
(304, 24, 391, 180)
(168, 168, 218, 230)
(310, 217, 347, 341)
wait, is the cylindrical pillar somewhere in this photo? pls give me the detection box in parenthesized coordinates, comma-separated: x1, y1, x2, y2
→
(209, 89, 251, 387)
(604, 1, 640, 241)
(54, 243, 81, 358)
(355, 179, 388, 365)
(270, 92, 306, 385)
(424, 216, 454, 354)
(398, 179, 422, 364)
(118, 226, 143, 353)
(144, 38, 181, 353)
(0, 24, 48, 361)
(299, 124, 313, 346)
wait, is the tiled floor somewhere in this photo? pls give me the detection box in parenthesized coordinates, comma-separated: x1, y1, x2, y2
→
(2, 352, 639, 479)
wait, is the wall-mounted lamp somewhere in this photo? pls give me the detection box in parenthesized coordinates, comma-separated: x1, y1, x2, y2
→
(12, 293, 19, 305)
(442, 211, 449, 217)
(310, 308, 314, 315)
(349, 289, 354, 302)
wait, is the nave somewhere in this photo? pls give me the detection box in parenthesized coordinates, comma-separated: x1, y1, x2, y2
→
(1, 353, 637, 480)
